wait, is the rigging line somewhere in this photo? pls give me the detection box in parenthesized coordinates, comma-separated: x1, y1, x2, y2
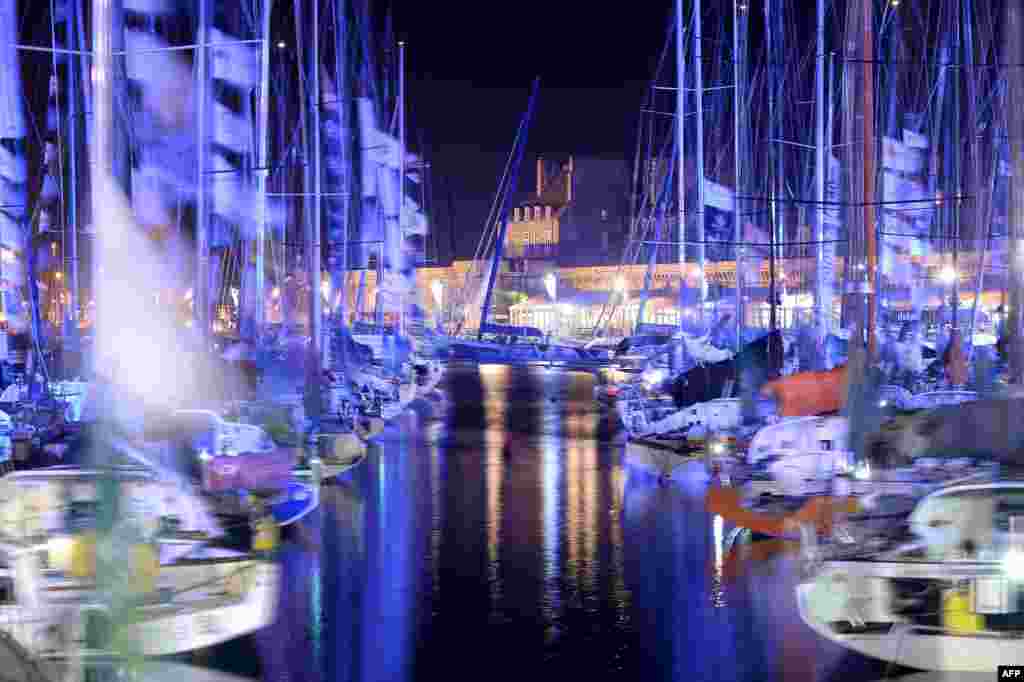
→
(642, 238, 847, 247)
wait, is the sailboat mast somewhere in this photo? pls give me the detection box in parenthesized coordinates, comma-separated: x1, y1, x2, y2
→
(863, 0, 877, 355)
(814, 0, 827, 344)
(255, 0, 273, 338)
(477, 79, 540, 339)
(309, 0, 323, 366)
(398, 40, 406, 337)
(692, 0, 706, 323)
(766, 0, 781, 336)
(65, 0, 82, 345)
(949, 0, 963, 332)
(675, 0, 686, 324)
(733, 0, 748, 351)
(195, 0, 210, 339)
(1006, 0, 1024, 382)
(92, 0, 115, 334)
(844, 0, 877, 353)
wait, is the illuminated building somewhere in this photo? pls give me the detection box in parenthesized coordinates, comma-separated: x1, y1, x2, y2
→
(348, 155, 1011, 337)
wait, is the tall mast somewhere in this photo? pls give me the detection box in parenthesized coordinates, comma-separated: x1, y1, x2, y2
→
(692, 0, 706, 323)
(963, 0, 984, 345)
(675, 0, 686, 326)
(398, 40, 406, 337)
(733, 0, 748, 351)
(65, 0, 83, 351)
(949, 0, 963, 333)
(326, 0, 351, 370)
(255, 0, 273, 339)
(843, 0, 876, 354)
(766, 0, 782, 337)
(862, 0, 877, 355)
(299, 0, 323, 373)
(195, 0, 210, 339)
(310, 0, 323, 365)
(1006, 0, 1024, 382)
(92, 0, 115, 341)
(814, 0, 827, 345)
(477, 79, 540, 338)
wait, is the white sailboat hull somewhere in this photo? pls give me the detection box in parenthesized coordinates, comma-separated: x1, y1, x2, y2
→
(797, 580, 1024, 672)
(1, 559, 279, 659)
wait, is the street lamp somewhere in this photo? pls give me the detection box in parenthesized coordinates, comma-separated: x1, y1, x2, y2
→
(939, 265, 958, 285)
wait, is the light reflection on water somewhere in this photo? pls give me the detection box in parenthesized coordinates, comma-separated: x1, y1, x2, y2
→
(207, 364, 913, 682)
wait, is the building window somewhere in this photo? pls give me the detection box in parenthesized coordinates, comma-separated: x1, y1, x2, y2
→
(601, 209, 608, 221)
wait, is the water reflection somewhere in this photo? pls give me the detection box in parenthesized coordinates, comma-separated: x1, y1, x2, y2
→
(212, 364, 932, 681)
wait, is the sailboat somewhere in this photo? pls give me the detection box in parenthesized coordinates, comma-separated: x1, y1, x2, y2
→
(615, 0, 790, 481)
(0, 0, 285, 672)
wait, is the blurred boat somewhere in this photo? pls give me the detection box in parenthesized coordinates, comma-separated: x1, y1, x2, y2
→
(797, 475, 1024, 672)
(145, 409, 318, 526)
(0, 467, 278, 668)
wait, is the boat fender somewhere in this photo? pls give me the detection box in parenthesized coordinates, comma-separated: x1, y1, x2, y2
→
(253, 516, 278, 553)
(942, 587, 983, 633)
(70, 532, 97, 578)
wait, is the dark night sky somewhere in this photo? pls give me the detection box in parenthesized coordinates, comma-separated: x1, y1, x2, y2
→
(389, 1, 672, 262)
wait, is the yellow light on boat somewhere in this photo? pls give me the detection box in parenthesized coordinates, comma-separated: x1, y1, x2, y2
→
(253, 517, 278, 552)
(942, 589, 983, 633)
(47, 536, 74, 572)
(47, 533, 97, 578)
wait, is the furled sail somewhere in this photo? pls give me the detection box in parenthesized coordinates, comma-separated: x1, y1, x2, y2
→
(0, 0, 28, 339)
(124, 1, 279, 334)
(322, 70, 349, 319)
(357, 96, 427, 320)
(880, 131, 932, 323)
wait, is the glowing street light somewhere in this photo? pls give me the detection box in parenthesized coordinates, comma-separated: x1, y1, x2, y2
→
(545, 272, 557, 301)
(431, 280, 446, 333)
(431, 280, 444, 309)
(939, 266, 958, 285)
